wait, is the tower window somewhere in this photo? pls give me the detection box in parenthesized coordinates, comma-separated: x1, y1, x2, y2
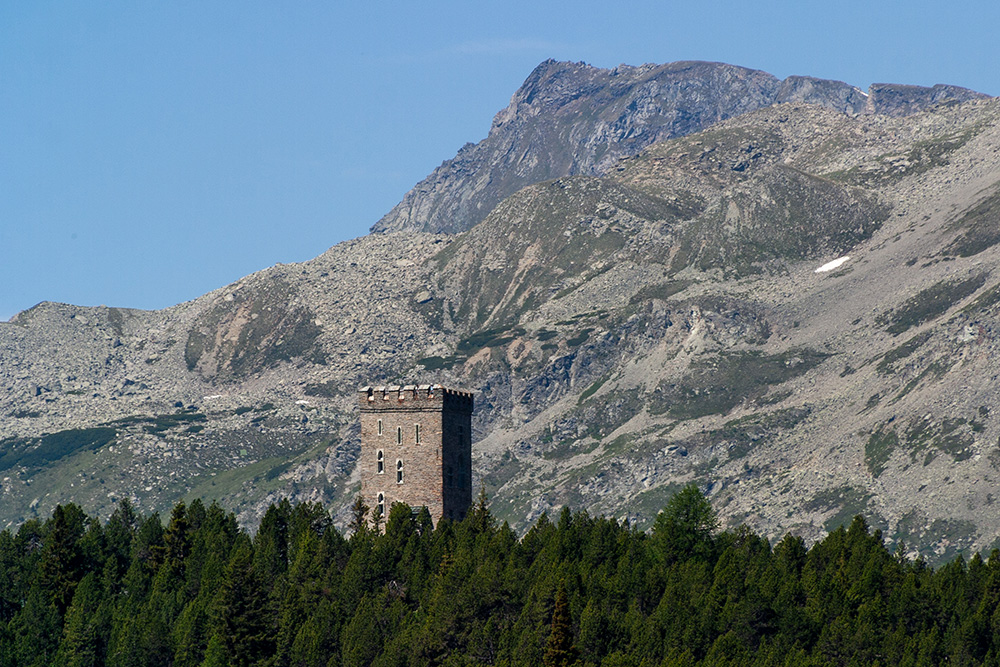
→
(447, 465, 454, 488)
(396, 459, 403, 484)
(415, 424, 421, 444)
(377, 450, 384, 474)
(397, 426, 402, 445)
(377, 419, 383, 435)
(377, 493, 384, 516)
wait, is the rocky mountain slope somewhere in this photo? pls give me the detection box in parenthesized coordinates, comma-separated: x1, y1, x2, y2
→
(371, 59, 986, 235)
(2, 62, 1000, 563)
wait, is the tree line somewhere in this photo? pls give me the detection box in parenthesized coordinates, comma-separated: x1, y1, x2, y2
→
(3, 486, 1000, 666)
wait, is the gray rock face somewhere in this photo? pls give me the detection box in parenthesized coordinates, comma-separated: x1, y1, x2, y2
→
(774, 75, 868, 114)
(372, 60, 989, 236)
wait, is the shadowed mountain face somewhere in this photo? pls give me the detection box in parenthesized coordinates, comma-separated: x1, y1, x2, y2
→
(371, 59, 986, 236)
(2, 61, 999, 563)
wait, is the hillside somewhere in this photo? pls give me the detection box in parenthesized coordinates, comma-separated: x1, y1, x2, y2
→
(2, 62, 1000, 563)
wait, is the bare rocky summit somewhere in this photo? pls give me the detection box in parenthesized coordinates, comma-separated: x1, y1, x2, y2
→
(2, 61, 1000, 563)
(371, 59, 986, 235)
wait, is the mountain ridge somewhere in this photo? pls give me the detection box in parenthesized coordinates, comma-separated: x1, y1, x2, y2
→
(371, 59, 987, 235)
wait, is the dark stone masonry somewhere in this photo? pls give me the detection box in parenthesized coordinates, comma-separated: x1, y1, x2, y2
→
(359, 384, 474, 523)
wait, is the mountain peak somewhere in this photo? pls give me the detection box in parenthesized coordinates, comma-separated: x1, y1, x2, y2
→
(372, 59, 987, 236)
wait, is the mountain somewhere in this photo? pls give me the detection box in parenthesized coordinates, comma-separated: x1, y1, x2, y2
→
(2, 61, 999, 563)
(371, 59, 986, 235)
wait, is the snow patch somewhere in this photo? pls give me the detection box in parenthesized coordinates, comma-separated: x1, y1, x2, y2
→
(815, 256, 851, 273)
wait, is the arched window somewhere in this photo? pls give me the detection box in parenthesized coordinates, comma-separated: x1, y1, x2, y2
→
(415, 423, 421, 444)
(377, 450, 384, 474)
(396, 459, 404, 484)
(377, 493, 385, 516)
(377, 419, 383, 436)
(396, 426, 402, 445)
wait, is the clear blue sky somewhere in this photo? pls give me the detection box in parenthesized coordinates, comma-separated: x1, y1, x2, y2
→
(2, 1, 998, 321)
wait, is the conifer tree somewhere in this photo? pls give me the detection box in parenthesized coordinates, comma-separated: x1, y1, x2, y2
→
(348, 495, 369, 537)
(206, 539, 274, 666)
(544, 581, 578, 667)
(38, 504, 88, 615)
(652, 484, 718, 564)
(470, 486, 494, 533)
(163, 501, 191, 576)
(54, 572, 107, 667)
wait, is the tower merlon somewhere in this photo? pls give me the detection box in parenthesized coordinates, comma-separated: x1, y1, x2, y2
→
(358, 384, 473, 413)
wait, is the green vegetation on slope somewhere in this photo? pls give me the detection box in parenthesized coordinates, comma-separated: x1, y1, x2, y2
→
(944, 187, 1000, 258)
(650, 349, 828, 419)
(878, 274, 987, 335)
(0, 427, 117, 473)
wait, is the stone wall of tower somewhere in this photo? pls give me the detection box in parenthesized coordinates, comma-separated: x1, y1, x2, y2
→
(358, 384, 473, 524)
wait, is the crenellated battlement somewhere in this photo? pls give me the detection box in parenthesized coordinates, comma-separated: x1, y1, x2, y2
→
(358, 384, 474, 413)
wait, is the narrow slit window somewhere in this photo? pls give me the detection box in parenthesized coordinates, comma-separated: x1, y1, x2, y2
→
(377, 450, 384, 474)
(377, 493, 385, 516)
(396, 459, 403, 484)
(377, 419, 383, 436)
(397, 426, 402, 445)
(415, 424, 421, 444)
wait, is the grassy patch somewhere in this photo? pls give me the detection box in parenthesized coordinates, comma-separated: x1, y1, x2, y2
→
(905, 417, 975, 462)
(702, 407, 812, 460)
(650, 349, 829, 419)
(407, 324, 529, 372)
(456, 326, 526, 354)
(961, 283, 1000, 315)
(865, 427, 900, 477)
(868, 415, 977, 472)
(414, 355, 464, 371)
(890, 359, 952, 404)
(878, 274, 986, 335)
(804, 486, 873, 533)
(541, 437, 600, 461)
(943, 188, 1000, 257)
(481, 450, 524, 492)
(566, 328, 594, 347)
(0, 427, 117, 472)
(143, 412, 207, 435)
(579, 388, 645, 442)
(304, 381, 343, 397)
(578, 375, 610, 404)
(876, 332, 933, 375)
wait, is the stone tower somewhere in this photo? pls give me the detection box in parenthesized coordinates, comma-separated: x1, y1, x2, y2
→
(358, 384, 474, 523)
